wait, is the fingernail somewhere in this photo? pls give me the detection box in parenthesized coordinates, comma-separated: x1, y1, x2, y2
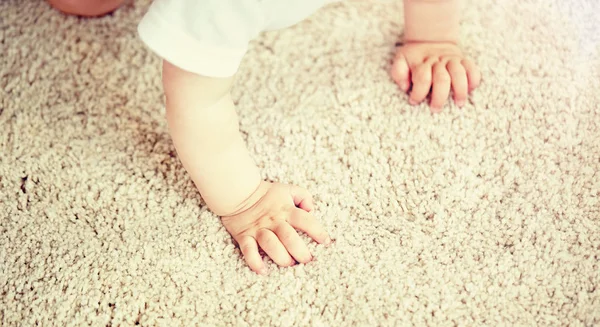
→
(259, 267, 268, 275)
(456, 100, 465, 107)
(399, 83, 408, 91)
(324, 237, 332, 245)
(409, 99, 417, 105)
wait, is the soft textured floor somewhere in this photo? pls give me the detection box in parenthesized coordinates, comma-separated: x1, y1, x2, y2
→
(1, 0, 599, 326)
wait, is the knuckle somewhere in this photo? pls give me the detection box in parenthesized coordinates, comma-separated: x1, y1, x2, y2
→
(423, 56, 436, 64)
(261, 236, 277, 248)
(255, 228, 270, 240)
(237, 225, 253, 237)
(265, 237, 278, 247)
(435, 71, 451, 83)
(239, 242, 254, 256)
(268, 215, 278, 224)
(253, 211, 281, 228)
(448, 65, 464, 76)
(280, 231, 295, 244)
(251, 217, 263, 229)
(413, 71, 431, 83)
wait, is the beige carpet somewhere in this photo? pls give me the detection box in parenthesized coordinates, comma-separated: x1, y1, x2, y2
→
(1, 0, 599, 325)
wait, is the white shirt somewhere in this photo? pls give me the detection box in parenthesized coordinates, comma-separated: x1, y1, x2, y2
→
(138, 0, 332, 77)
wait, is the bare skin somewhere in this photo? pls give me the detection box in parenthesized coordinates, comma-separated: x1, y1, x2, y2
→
(392, 0, 481, 111)
(221, 181, 331, 274)
(162, 61, 331, 275)
(392, 41, 481, 111)
(51, 0, 482, 274)
(46, 0, 126, 16)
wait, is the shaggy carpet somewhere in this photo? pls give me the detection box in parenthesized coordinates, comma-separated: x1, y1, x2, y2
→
(1, 0, 599, 326)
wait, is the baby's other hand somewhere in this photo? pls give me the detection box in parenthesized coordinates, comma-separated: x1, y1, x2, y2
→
(391, 41, 481, 112)
(221, 181, 331, 275)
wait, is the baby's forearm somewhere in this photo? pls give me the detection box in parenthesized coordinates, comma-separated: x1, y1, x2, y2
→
(162, 61, 262, 216)
(403, 0, 460, 43)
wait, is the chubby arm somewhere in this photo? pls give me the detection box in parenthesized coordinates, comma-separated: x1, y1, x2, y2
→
(162, 60, 331, 273)
(403, 0, 460, 44)
(162, 60, 263, 216)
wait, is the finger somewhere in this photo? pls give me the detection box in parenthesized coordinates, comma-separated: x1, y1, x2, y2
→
(274, 223, 312, 263)
(289, 184, 314, 212)
(446, 59, 468, 107)
(391, 52, 411, 92)
(256, 228, 295, 267)
(409, 62, 433, 105)
(430, 61, 451, 111)
(238, 235, 267, 275)
(288, 209, 331, 245)
(461, 58, 481, 92)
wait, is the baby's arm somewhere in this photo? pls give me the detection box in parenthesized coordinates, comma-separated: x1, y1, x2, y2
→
(162, 61, 331, 274)
(162, 60, 263, 216)
(403, 0, 459, 43)
(391, 0, 482, 111)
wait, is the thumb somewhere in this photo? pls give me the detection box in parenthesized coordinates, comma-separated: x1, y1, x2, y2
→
(391, 51, 411, 92)
(289, 185, 314, 212)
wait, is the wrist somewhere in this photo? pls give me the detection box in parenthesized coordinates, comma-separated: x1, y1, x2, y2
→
(222, 180, 270, 217)
(403, 0, 460, 44)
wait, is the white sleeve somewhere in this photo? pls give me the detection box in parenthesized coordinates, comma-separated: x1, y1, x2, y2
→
(138, 0, 266, 77)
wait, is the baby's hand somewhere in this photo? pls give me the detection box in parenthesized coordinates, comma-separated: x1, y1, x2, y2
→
(391, 41, 481, 112)
(221, 181, 331, 275)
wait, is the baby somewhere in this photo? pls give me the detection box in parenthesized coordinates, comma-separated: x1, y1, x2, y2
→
(48, 0, 481, 275)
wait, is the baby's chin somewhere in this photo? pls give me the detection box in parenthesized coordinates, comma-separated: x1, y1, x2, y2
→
(46, 0, 126, 17)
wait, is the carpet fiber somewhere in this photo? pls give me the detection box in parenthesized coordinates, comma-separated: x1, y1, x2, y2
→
(1, 0, 599, 326)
